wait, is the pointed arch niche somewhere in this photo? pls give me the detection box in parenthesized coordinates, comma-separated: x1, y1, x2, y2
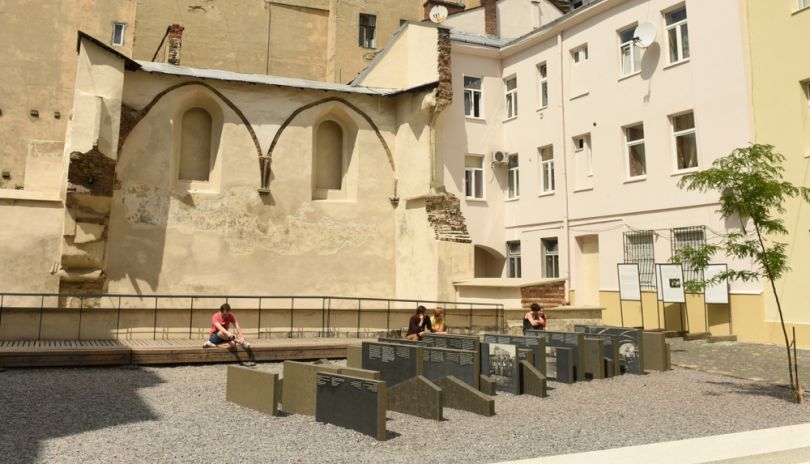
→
(171, 87, 224, 193)
(311, 107, 358, 201)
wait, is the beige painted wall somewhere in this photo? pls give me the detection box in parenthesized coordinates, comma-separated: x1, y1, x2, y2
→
(354, 23, 440, 90)
(0, 200, 63, 293)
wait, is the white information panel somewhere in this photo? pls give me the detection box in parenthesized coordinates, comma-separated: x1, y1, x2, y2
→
(704, 264, 730, 304)
(617, 263, 642, 301)
(659, 264, 686, 303)
(655, 264, 663, 301)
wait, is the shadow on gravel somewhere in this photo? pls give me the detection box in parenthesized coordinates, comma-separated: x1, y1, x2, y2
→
(0, 367, 164, 464)
(702, 380, 794, 401)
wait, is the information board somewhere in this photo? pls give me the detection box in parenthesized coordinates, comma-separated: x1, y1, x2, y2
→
(617, 263, 642, 301)
(658, 264, 686, 303)
(704, 264, 730, 304)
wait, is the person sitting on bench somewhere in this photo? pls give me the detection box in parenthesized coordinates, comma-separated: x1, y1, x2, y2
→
(203, 303, 251, 349)
(523, 303, 547, 334)
(405, 305, 433, 340)
(430, 306, 447, 333)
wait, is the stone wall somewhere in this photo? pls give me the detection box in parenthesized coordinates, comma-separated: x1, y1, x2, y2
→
(520, 280, 567, 309)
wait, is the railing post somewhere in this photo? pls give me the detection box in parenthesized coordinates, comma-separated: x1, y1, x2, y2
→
(469, 304, 473, 331)
(326, 298, 331, 337)
(258, 298, 263, 340)
(38, 295, 45, 341)
(153, 297, 159, 340)
(0, 294, 4, 336)
(386, 300, 391, 334)
(77, 296, 83, 341)
(289, 297, 295, 339)
(116, 296, 121, 340)
(188, 297, 194, 339)
(356, 299, 361, 339)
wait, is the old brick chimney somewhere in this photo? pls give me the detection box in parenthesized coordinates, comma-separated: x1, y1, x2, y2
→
(422, 1, 466, 21)
(482, 0, 497, 36)
(167, 24, 184, 65)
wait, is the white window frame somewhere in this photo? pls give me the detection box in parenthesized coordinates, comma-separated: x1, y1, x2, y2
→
(507, 154, 520, 199)
(537, 63, 549, 108)
(463, 76, 483, 119)
(624, 123, 647, 180)
(665, 6, 689, 64)
(804, 81, 810, 111)
(574, 134, 593, 177)
(111, 22, 126, 47)
(464, 155, 485, 200)
(359, 14, 377, 49)
(541, 237, 560, 278)
(619, 25, 641, 76)
(799, 0, 810, 10)
(671, 111, 699, 172)
(507, 241, 522, 278)
(572, 45, 589, 64)
(539, 145, 555, 194)
(504, 76, 518, 120)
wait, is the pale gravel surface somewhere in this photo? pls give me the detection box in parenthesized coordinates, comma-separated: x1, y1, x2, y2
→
(4, 362, 810, 464)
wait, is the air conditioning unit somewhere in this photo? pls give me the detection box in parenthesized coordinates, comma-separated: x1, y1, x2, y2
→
(492, 151, 507, 166)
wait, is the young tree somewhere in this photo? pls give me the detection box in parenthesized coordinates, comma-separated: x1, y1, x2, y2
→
(674, 144, 809, 403)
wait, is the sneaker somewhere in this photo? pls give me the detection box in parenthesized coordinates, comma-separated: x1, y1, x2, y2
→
(203, 341, 215, 348)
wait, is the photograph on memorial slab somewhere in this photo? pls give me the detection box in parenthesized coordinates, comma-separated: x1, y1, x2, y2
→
(481, 342, 519, 393)
(482, 334, 546, 376)
(575, 325, 642, 375)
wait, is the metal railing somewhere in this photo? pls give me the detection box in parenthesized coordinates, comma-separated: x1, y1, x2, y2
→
(0, 292, 504, 341)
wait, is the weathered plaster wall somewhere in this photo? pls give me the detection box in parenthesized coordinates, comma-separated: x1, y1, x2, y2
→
(0, 200, 63, 292)
(353, 23, 440, 90)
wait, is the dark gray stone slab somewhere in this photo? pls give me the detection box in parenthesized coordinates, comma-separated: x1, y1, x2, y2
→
(316, 372, 387, 440)
(525, 330, 586, 382)
(388, 375, 443, 421)
(583, 338, 606, 380)
(281, 361, 342, 416)
(548, 346, 575, 384)
(226, 365, 279, 416)
(377, 337, 433, 346)
(519, 360, 547, 398)
(480, 342, 521, 394)
(340, 367, 380, 380)
(347, 345, 362, 369)
(479, 375, 497, 396)
(423, 346, 479, 389)
(361, 342, 423, 387)
(423, 333, 480, 352)
(642, 332, 669, 372)
(433, 375, 495, 417)
(575, 325, 644, 375)
(482, 333, 547, 377)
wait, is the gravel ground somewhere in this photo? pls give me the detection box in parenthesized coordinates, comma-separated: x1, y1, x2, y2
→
(4, 362, 810, 464)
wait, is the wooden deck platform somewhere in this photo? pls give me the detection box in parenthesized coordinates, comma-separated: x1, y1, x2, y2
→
(0, 338, 359, 368)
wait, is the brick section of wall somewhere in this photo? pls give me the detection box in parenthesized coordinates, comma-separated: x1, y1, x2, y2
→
(520, 281, 567, 309)
(426, 194, 472, 243)
(435, 28, 453, 111)
(167, 24, 184, 65)
(482, 0, 497, 36)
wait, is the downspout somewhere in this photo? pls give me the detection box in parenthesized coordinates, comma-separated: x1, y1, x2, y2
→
(557, 30, 573, 304)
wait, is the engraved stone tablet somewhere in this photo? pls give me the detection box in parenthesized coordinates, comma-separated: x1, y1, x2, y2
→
(315, 372, 386, 440)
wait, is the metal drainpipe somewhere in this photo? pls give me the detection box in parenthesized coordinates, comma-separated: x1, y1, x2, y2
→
(557, 30, 573, 303)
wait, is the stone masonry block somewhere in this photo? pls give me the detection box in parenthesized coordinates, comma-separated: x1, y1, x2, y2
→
(388, 375, 443, 421)
(226, 365, 278, 416)
(479, 374, 497, 396)
(74, 222, 105, 244)
(519, 360, 547, 398)
(434, 375, 494, 417)
(281, 361, 341, 416)
(346, 344, 362, 369)
(339, 367, 380, 380)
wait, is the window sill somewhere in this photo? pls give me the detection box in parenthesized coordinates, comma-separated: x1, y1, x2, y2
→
(569, 91, 589, 101)
(503, 116, 518, 123)
(466, 197, 487, 203)
(792, 5, 810, 15)
(663, 58, 690, 70)
(465, 116, 486, 122)
(573, 186, 594, 193)
(505, 197, 520, 202)
(618, 71, 641, 82)
(537, 191, 555, 197)
(536, 105, 549, 113)
(672, 167, 699, 176)
(623, 176, 647, 184)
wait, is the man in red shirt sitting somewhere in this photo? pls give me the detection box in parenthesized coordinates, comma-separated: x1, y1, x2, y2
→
(203, 303, 250, 349)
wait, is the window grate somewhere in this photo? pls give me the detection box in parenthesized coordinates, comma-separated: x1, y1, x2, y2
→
(671, 226, 706, 286)
(623, 230, 655, 291)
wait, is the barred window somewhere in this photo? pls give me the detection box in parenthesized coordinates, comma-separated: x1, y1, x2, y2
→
(623, 230, 655, 290)
(671, 226, 706, 286)
(359, 14, 376, 48)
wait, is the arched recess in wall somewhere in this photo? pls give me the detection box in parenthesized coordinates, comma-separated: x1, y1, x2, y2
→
(264, 96, 396, 199)
(169, 87, 225, 191)
(311, 106, 359, 200)
(474, 244, 506, 278)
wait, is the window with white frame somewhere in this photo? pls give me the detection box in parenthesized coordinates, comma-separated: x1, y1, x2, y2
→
(539, 145, 555, 193)
(505, 76, 518, 119)
(464, 155, 484, 199)
(665, 6, 689, 64)
(804, 81, 810, 110)
(574, 134, 592, 176)
(537, 63, 549, 108)
(572, 45, 589, 64)
(672, 111, 698, 171)
(542, 238, 560, 278)
(619, 26, 641, 76)
(111, 22, 126, 46)
(625, 124, 646, 178)
(800, 0, 810, 9)
(464, 76, 483, 118)
(507, 241, 522, 278)
(507, 154, 519, 199)
(359, 14, 376, 48)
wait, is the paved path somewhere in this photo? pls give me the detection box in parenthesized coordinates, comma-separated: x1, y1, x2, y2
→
(669, 338, 810, 392)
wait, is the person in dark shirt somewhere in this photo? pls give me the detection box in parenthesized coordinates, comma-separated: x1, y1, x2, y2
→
(406, 305, 433, 340)
(523, 303, 547, 334)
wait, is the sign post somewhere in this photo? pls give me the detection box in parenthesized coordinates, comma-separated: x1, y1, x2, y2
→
(657, 264, 687, 332)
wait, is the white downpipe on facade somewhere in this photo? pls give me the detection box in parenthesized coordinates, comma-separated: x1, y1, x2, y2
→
(557, 30, 573, 301)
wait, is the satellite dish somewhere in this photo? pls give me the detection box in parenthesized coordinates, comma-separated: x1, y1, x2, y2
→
(633, 22, 656, 48)
(429, 5, 448, 24)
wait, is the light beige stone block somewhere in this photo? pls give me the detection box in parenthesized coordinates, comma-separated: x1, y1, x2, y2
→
(74, 222, 105, 244)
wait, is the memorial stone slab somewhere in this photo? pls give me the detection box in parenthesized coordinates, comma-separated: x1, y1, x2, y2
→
(423, 333, 480, 352)
(483, 333, 547, 377)
(226, 365, 279, 416)
(575, 326, 644, 374)
(347, 345, 363, 369)
(422, 346, 480, 389)
(281, 361, 342, 416)
(479, 375, 497, 396)
(388, 375, 443, 421)
(377, 337, 432, 346)
(361, 342, 423, 387)
(433, 375, 495, 417)
(340, 367, 380, 380)
(642, 332, 670, 372)
(582, 338, 606, 380)
(549, 346, 575, 384)
(315, 372, 387, 440)
(525, 330, 586, 382)
(519, 360, 547, 398)
(480, 342, 521, 394)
